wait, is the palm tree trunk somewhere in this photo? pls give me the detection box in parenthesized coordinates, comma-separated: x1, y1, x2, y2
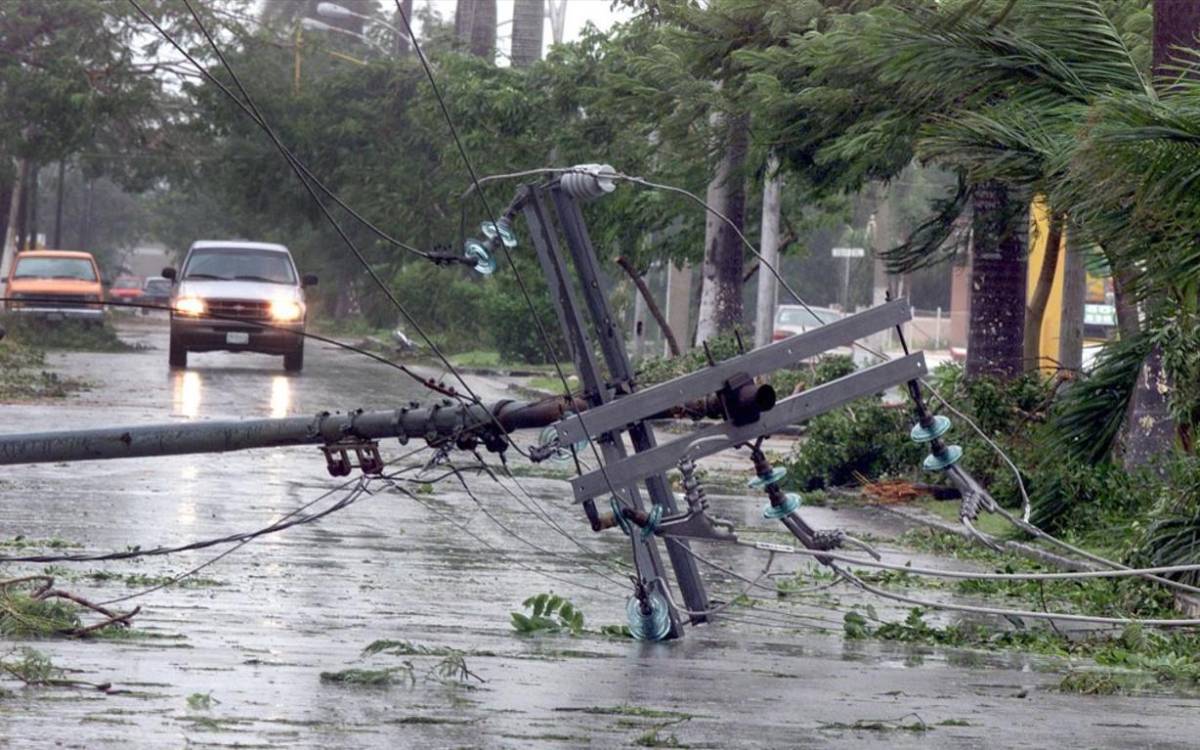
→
(511, 0, 544, 67)
(965, 180, 1027, 380)
(1023, 212, 1063, 371)
(1120, 0, 1200, 465)
(456, 0, 496, 59)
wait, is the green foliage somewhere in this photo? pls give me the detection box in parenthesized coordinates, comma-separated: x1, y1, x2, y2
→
(0, 317, 135, 353)
(510, 592, 585, 635)
(0, 340, 87, 401)
(186, 692, 219, 711)
(1049, 334, 1149, 464)
(786, 397, 923, 491)
(0, 648, 64, 686)
(0, 592, 80, 638)
(319, 666, 414, 687)
(636, 334, 745, 387)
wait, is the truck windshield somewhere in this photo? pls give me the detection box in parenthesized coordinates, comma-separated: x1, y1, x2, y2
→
(13, 257, 97, 281)
(183, 248, 296, 284)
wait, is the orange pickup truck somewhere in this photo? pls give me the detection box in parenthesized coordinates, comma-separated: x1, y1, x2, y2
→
(3, 250, 105, 321)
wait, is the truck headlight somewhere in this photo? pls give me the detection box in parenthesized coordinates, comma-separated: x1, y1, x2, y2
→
(270, 299, 303, 321)
(174, 297, 206, 316)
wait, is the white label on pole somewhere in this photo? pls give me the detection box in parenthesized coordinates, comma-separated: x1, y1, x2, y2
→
(832, 247, 865, 258)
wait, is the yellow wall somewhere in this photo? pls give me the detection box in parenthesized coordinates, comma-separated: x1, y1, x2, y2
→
(1028, 199, 1066, 371)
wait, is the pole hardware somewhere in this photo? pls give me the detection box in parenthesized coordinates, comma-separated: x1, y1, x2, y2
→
(321, 438, 384, 477)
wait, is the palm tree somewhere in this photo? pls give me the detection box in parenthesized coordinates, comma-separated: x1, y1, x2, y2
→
(511, 0, 545, 67)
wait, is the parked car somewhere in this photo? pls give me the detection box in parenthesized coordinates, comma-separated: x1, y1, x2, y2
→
(164, 241, 317, 372)
(108, 275, 144, 306)
(772, 305, 843, 341)
(3, 250, 105, 322)
(140, 276, 172, 315)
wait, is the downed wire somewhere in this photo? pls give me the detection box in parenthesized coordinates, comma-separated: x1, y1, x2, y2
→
(0, 477, 373, 564)
(0, 297, 462, 398)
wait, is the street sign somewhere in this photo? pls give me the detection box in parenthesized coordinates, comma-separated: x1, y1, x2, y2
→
(832, 246, 865, 258)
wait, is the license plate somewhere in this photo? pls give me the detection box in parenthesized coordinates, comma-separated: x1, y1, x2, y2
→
(226, 332, 250, 345)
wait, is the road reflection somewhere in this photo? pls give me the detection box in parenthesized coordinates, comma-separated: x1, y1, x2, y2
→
(270, 375, 290, 417)
(173, 371, 202, 418)
(171, 370, 293, 418)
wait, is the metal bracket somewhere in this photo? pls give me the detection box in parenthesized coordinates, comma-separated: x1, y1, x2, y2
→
(321, 439, 384, 477)
(569, 354, 928, 503)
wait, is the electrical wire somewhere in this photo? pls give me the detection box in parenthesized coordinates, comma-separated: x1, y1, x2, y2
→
(734, 541, 1200, 583)
(0, 476, 374, 564)
(125, 0, 464, 267)
(174, 0, 486, 409)
(390, 4, 658, 550)
(430, 462, 629, 588)
(0, 297, 460, 398)
(95, 445, 436, 606)
(390, 479, 623, 599)
(472, 165, 1200, 611)
(836, 566, 1200, 628)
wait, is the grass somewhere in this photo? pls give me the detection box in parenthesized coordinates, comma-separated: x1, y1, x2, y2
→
(914, 499, 1012, 537)
(0, 316, 136, 352)
(0, 537, 81, 550)
(449, 349, 501, 368)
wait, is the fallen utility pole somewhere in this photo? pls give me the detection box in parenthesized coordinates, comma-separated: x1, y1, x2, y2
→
(0, 398, 578, 466)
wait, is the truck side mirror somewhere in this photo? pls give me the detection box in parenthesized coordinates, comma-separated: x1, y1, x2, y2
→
(302, 274, 319, 288)
(162, 267, 176, 281)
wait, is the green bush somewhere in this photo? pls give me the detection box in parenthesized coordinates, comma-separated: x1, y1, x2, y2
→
(786, 397, 924, 490)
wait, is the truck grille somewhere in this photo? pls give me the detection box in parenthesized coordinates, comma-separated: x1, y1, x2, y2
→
(205, 299, 271, 322)
(12, 294, 99, 308)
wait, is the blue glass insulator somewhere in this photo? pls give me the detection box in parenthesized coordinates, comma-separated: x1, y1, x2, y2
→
(910, 415, 952, 443)
(480, 219, 518, 249)
(464, 239, 496, 275)
(611, 497, 633, 536)
(923, 444, 964, 472)
(626, 590, 671, 641)
(762, 492, 802, 520)
(641, 504, 663, 540)
(748, 466, 788, 489)
(537, 425, 581, 462)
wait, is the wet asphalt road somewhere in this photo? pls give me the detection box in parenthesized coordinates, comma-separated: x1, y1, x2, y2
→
(1, 317, 1198, 749)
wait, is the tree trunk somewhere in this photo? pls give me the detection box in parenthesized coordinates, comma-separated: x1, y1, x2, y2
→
(1153, 0, 1200, 75)
(694, 115, 748, 345)
(665, 261, 692, 355)
(1023, 212, 1064, 371)
(617, 256, 680, 357)
(965, 181, 1027, 380)
(1119, 0, 1200, 466)
(547, 0, 567, 45)
(754, 153, 782, 349)
(52, 160, 66, 249)
(0, 158, 25, 284)
(392, 0, 413, 56)
(15, 159, 29, 252)
(456, 0, 496, 59)
(1112, 266, 1140, 340)
(1058, 224, 1086, 373)
(27, 163, 39, 249)
(511, 0, 544, 67)
(455, 0, 477, 51)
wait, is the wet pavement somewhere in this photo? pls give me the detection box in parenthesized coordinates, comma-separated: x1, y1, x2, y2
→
(1, 317, 1197, 749)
